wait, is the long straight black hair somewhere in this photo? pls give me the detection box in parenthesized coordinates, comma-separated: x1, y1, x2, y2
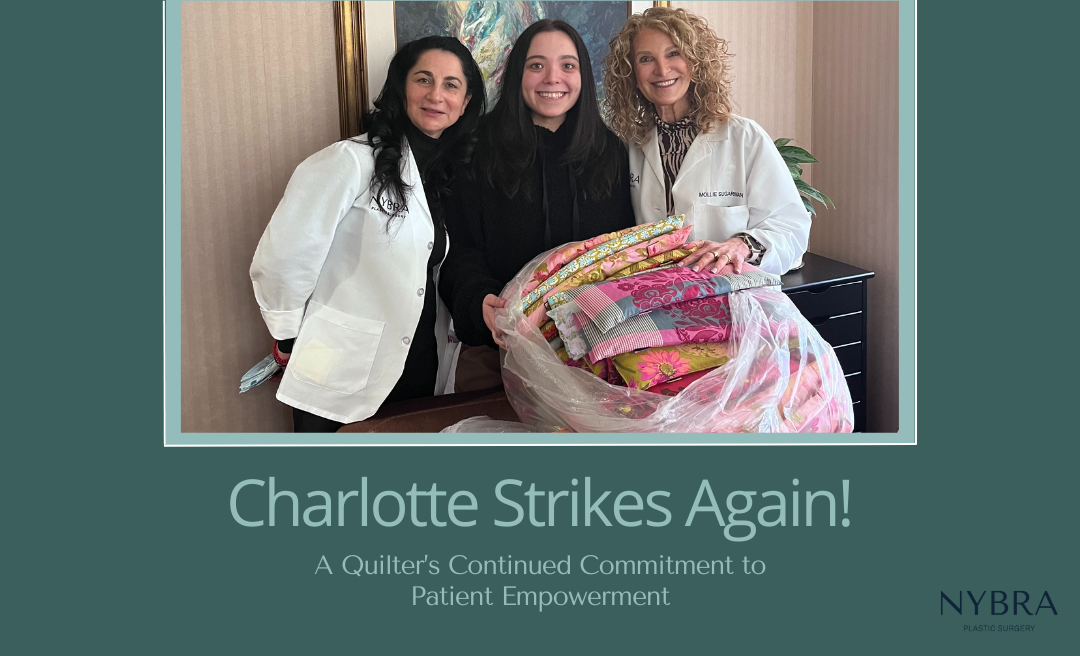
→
(477, 20, 621, 201)
(358, 36, 486, 225)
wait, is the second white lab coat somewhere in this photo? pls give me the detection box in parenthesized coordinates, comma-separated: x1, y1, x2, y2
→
(629, 115, 810, 275)
(249, 138, 454, 424)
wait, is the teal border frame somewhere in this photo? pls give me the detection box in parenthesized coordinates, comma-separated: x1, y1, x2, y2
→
(165, 0, 914, 445)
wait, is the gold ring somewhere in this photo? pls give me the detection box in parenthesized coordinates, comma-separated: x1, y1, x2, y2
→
(711, 252, 722, 259)
(718, 253, 730, 261)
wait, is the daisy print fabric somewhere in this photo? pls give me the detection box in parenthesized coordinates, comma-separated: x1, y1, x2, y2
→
(611, 342, 734, 391)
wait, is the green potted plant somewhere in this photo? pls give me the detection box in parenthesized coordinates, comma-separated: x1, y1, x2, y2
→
(774, 139, 834, 217)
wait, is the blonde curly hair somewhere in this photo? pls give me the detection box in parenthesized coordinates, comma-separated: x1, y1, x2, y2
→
(603, 7, 734, 146)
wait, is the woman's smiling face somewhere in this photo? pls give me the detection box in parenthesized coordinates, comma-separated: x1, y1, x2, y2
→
(405, 49, 471, 139)
(632, 29, 691, 118)
(520, 30, 582, 131)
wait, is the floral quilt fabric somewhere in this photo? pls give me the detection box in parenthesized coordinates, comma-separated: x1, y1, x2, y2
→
(536, 246, 696, 346)
(520, 224, 644, 299)
(518, 216, 685, 313)
(644, 367, 715, 396)
(611, 342, 733, 390)
(604, 249, 693, 280)
(544, 246, 697, 313)
(522, 226, 693, 323)
(554, 347, 625, 387)
(568, 265, 781, 334)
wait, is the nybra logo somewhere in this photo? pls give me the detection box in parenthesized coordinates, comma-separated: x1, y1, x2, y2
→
(370, 196, 409, 217)
(941, 591, 1058, 616)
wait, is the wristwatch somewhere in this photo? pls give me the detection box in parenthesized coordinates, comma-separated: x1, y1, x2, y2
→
(733, 233, 765, 265)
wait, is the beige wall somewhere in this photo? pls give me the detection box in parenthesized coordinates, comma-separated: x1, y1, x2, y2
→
(181, 1, 340, 432)
(678, 2, 814, 183)
(809, 2, 899, 432)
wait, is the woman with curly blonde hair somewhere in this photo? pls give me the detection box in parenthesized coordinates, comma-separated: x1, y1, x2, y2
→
(603, 7, 810, 275)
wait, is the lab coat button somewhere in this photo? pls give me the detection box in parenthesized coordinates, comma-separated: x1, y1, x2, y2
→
(427, 241, 434, 250)
(417, 288, 425, 297)
(401, 336, 411, 346)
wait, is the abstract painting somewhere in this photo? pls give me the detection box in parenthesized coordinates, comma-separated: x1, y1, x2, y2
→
(394, 1, 630, 105)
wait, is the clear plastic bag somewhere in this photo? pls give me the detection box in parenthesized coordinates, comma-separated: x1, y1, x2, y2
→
(440, 417, 547, 433)
(492, 249, 854, 433)
(239, 353, 280, 393)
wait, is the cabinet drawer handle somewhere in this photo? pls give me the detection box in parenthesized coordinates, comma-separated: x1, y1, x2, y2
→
(809, 281, 861, 295)
(810, 315, 830, 326)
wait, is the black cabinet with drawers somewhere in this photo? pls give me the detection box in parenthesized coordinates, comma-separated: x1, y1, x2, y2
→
(781, 253, 875, 432)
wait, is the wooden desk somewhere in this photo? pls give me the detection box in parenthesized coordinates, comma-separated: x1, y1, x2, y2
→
(781, 253, 875, 432)
(337, 387, 516, 433)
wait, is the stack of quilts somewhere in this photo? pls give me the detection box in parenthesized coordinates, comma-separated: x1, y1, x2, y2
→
(493, 217, 853, 433)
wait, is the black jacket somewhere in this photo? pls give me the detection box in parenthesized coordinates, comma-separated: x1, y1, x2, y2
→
(439, 118, 635, 347)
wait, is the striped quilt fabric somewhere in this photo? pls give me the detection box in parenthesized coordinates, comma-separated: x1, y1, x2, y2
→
(521, 226, 693, 324)
(553, 293, 734, 363)
(518, 215, 684, 312)
(519, 224, 645, 299)
(559, 265, 780, 335)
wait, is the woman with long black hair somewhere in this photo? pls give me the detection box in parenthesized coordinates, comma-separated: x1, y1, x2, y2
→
(439, 20, 633, 384)
(249, 36, 485, 432)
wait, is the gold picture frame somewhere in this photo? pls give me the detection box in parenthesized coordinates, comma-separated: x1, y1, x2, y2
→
(333, 1, 366, 140)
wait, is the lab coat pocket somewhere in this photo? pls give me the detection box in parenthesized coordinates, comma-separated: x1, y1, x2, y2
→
(288, 303, 384, 395)
(692, 203, 750, 241)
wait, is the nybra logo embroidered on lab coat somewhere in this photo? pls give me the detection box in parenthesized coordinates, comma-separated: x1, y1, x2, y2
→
(699, 190, 744, 198)
(370, 195, 409, 217)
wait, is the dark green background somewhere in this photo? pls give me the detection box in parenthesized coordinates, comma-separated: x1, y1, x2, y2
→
(6, 2, 1075, 653)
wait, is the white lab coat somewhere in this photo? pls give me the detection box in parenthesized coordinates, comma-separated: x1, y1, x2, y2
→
(249, 138, 453, 424)
(629, 115, 810, 275)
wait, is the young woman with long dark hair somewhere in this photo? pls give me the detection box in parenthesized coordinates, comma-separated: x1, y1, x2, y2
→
(439, 20, 634, 385)
(249, 36, 485, 432)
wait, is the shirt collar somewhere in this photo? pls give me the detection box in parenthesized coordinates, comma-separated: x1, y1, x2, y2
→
(652, 107, 697, 133)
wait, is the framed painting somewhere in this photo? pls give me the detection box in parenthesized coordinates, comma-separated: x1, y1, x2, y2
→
(334, 1, 666, 138)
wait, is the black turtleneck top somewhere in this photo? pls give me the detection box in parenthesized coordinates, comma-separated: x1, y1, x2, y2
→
(381, 124, 449, 405)
(439, 115, 634, 348)
(403, 122, 440, 196)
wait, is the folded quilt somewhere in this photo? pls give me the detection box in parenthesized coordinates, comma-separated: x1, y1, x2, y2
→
(555, 347, 624, 387)
(563, 265, 780, 334)
(522, 226, 693, 323)
(545, 246, 696, 313)
(554, 294, 734, 363)
(537, 246, 696, 349)
(604, 249, 691, 280)
(540, 320, 560, 341)
(520, 224, 645, 299)
(555, 346, 609, 379)
(519, 216, 684, 312)
(643, 367, 715, 396)
(611, 341, 733, 390)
